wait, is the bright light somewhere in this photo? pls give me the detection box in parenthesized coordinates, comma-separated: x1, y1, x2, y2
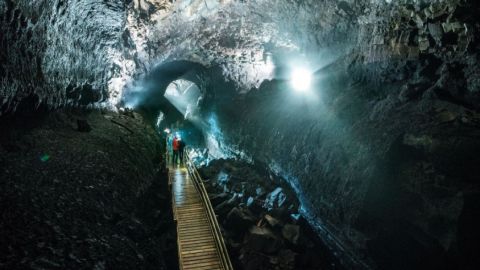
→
(291, 68, 312, 92)
(164, 128, 171, 134)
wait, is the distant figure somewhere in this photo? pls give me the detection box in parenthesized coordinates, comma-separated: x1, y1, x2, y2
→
(166, 133, 173, 161)
(172, 136, 180, 165)
(179, 139, 186, 164)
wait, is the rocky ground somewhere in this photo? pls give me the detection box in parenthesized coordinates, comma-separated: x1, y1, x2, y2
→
(198, 159, 343, 270)
(0, 109, 177, 270)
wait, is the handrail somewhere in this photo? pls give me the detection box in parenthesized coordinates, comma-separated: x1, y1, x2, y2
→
(185, 149, 234, 270)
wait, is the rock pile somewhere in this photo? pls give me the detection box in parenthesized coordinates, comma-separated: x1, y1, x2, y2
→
(198, 159, 342, 270)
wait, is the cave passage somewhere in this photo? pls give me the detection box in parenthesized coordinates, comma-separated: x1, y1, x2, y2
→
(2, 1, 480, 270)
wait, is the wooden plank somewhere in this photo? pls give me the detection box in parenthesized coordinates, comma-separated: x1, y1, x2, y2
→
(183, 260, 221, 268)
(176, 213, 206, 218)
(178, 229, 212, 236)
(177, 216, 207, 221)
(177, 215, 207, 220)
(183, 263, 222, 270)
(180, 234, 214, 241)
(179, 233, 213, 239)
(181, 247, 217, 255)
(176, 198, 202, 201)
(179, 232, 213, 239)
(182, 256, 219, 264)
(178, 217, 210, 227)
(180, 238, 216, 244)
(182, 251, 218, 260)
(182, 257, 220, 264)
(178, 226, 211, 233)
(178, 222, 210, 228)
(177, 221, 210, 227)
(178, 225, 210, 232)
(183, 257, 220, 265)
(180, 243, 217, 250)
(176, 206, 204, 210)
(181, 243, 217, 250)
(181, 239, 216, 245)
(178, 225, 211, 231)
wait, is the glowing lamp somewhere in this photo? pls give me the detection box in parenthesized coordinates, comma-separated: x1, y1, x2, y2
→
(290, 68, 312, 92)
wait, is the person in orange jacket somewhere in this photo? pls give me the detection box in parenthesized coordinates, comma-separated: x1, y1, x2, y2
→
(172, 135, 180, 165)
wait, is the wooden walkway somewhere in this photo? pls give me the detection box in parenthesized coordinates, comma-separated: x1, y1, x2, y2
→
(169, 165, 232, 270)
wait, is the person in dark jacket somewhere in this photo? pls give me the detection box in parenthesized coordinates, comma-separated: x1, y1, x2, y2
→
(178, 139, 186, 164)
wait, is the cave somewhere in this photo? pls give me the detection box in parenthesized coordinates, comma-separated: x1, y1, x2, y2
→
(1, 0, 480, 269)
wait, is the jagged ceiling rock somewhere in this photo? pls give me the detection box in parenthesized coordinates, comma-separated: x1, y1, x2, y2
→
(2, 0, 478, 112)
(0, 1, 385, 110)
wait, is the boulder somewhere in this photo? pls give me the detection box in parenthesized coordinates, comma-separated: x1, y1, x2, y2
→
(428, 23, 443, 42)
(255, 186, 267, 198)
(398, 80, 431, 102)
(282, 224, 300, 245)
(214, 200, 235, 218)
(241, 251, 269, 270)
(225, 207, 256, 234)
(264, 214, 282, 228)
(264, 187, 287, 210)
(245, 226, 283, 254)
(210, 192, 229, 207)
(276, 249, 298, 269)
(246, 197, 264, 215)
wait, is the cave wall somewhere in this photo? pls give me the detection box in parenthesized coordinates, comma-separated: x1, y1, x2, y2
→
(195, 0, 480, 269)
(0, 0, 132, 111)
(211, 68, 480, 269)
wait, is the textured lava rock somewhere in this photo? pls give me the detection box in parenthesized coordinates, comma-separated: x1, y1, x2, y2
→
(0, 110, 177, 269)
(245, 226, 283, 254)
(199, 159, 341, 270)
(3, 0, 477, 113)
(225, 207, 256, 234)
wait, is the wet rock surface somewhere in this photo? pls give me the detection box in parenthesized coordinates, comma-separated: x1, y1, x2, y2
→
(198, 159, 342, 270)
(0, 110, 177, 269)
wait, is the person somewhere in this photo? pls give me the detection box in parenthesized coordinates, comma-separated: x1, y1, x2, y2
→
(178, 138, 186, 164)
(172, 135, 180, 165)
(166, 133, 173, 161)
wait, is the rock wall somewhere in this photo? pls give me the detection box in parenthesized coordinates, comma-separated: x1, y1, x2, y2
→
(197, 1, 480, 268)
(0, 0, 129, 111)
(0, 110, 177, 269)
